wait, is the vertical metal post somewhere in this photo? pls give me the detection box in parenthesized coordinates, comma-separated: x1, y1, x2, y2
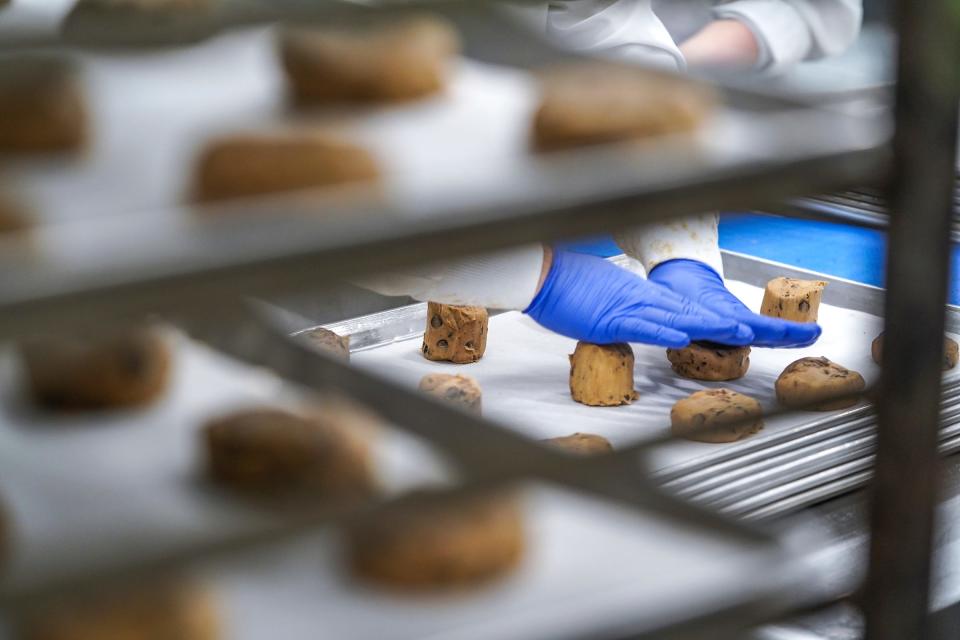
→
(864, 0, 960, 638)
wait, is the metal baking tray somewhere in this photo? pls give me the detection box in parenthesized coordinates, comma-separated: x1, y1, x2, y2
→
(0, 326, 837, 640)
(0, 14, 888, 339)
(305, 250, 960, 522)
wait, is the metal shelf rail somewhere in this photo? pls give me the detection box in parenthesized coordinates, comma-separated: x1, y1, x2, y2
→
(862, 0, 960, 638)
(0, 0, 955, 638)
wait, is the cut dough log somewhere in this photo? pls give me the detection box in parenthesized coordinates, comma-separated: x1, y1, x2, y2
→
(568, 341, 638, 407)
(0, 56, 87, 153)
(544, 432, 613, 455)
(346, 490, 524, 589)
(760, 277, 827, 322)
(299, 327, 350, 361)
(18, 327, 172, 410)
(203, 406, 376, 499)
(18, 580, 219, 640)
(775, 357, 865, 411)
(671, 389, 763, 444)
(62, 0, 219, 46)
(279, 16, 459, 105)
(0, 191, 32, 236)
(871, 332, 959, 371)
(418, 373, 482, 413)
(0, 497, 8, 569)
(666, 342, 750, 381)
(192, 131, 379, 203)
(421, 302, 488, 364)
(569, 342, 637, 406)
(532, 63, 715, 151)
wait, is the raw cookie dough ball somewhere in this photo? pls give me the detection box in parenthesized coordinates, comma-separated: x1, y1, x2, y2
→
(544, 432, 613, 455)
(346, 490, 524, 589)
(568, 341, 638, 407)
(421, 302, 488, 364)
(299, 327, 350, 361)
(532, 63, 715, 151)
(671, 389, 764, 444)
(666, 342, 750, 382)
(62, 0, 219, 46)
(760, 277, 827, 323)
(0, 56, 87, 153)
(775, 357, 865, 411)
(19, 580, 218, 640)
(871, 332, 959, 371)
(418, 373, 482, 413)
(203, 407, 376, 500)
(279, 15, 459, 105)
(192, 131, 379, 204)
(18, 327, 172, 410)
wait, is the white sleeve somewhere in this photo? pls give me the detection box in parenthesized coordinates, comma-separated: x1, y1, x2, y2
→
(712, 0, 863, 72)
(545, 0, 685, 69)
(614, 213, 724, 276)
(354, 244, 546, 311)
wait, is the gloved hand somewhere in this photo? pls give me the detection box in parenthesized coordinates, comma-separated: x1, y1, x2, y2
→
(648, 259, 822, 348)
(524, 249, 754, 347)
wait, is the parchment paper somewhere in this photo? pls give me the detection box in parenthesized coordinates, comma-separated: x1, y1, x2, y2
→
(352, 279, 960, 473)
(1, 23, 861, 228)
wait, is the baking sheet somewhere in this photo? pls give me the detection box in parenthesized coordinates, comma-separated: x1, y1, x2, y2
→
(0, 331, 448, 590)
(351, 277, 960, 474)
(0, 331, 829, 640)
(1, 21, 876, 231)
(211, 485, 819, 640)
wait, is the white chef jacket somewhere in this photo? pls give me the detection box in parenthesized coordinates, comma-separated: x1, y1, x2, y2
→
(360, 0, 861, 311)
(654, 0, 863, 73)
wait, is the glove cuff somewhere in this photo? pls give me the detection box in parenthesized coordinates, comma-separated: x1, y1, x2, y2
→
(649, 258, 724, 283)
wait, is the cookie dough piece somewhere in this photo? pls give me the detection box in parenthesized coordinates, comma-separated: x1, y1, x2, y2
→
(775, 357, 865, 411)
(0, 497, 9, 568)
(192, 132, 379, 203)
(760, 277, 827, 323)
(544, 432, 613, 455)
(279, 16, 459, 105)
(569, 341, 638, 407)
(62, 0, 219, 47)
(0, 57, 86, 153)
(347, 490, 524, 589)
(299, 327, 350, 361)
(19, 580, 218, 640)
(532, 63, 715, 151)
(18, 327, 172, 410)
(871, 332, 959, 371)
(418, 373, 482, 413)
(0, 191, 32, 236)
(421, 302, 488, 364)
(666, 342, 750, 382)
(671, 389, 763, 444)
(203, 407, 375, 499)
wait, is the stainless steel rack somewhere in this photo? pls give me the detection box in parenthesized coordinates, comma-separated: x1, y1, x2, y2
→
(0, 0, 956, 639)
(790, 180, 960, 239)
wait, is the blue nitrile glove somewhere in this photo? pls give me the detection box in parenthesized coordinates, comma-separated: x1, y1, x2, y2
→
(648, 259, 822, 348)
(524, 250, 754, 347)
